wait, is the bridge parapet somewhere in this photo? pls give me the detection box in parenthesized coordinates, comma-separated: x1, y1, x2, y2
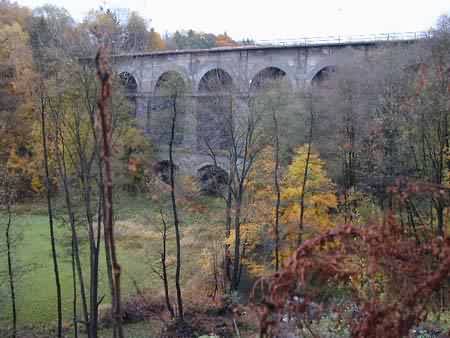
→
(252, 31, 428, 48)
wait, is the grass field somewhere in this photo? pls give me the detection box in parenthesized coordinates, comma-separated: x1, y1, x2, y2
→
(0, 192, 226, 333)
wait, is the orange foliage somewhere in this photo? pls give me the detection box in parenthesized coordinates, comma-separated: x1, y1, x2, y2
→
(215, 33, 237, 47)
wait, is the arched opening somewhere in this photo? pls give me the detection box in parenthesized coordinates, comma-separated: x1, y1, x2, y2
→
(311, 66, 336, 89)
(197, 164, 228, 195)
(119, 72, 138, 116)
(198, 69, 233, 92)
(151, 71, 187, 145)
(154, 160, 178, 184)
(250, 67, 287, 93)
(197, 69, 233, 150)
(249, 67, 290, 114)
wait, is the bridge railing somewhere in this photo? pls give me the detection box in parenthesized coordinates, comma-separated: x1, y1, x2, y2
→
(76, 31, 430, 60)
(252, 31, 430, 47)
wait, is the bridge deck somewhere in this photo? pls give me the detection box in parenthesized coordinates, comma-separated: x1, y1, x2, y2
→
(112, 31, 427, 58)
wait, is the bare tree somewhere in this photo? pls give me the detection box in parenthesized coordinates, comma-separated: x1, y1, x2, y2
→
(40, 49, 120, 337)
(168, 80, 184, 321)
(151, 210, 175, 319)
(411, 25, 450, 236)
(312, 52, 373, 223)
(249, 75, 296, 269)
(96, 46, 124, 338)
(32, 19, 107, 338)
(38, 82, 63, 338)
(298, 92, 315, 245)
(1, 170, 17, 338)
(272, 108, 281, 270)
(197, 70, 234, 288)
(47, 97, 90, 335)
(152, 70, 187, 321)
(229, 98, 266, 291)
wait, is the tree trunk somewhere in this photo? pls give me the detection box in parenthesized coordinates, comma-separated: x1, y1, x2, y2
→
(6, 200, 16, 338)
(96, 48, 124, 338)
(272, 109, 281, 271)
(82, 67, 105, 338)
(298, 103, 314, 245)
(160, 212, 175, 318)
(40, 94, 63, 338)
(436, 202, 444, 237)
(71, 236, 78, 338)
(78, 144, 101, 338)
(224, 157, 233, 286)
(232, 191, 242, 291)
(88, 195, 102, 338)
(169, 95, 184, 320)
(55, 137, 90, 332)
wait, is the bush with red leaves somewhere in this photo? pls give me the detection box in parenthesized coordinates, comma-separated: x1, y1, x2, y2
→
(253, 181, 450, 338)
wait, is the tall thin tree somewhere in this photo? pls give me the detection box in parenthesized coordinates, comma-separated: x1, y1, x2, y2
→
(96, 47, 124, 338)
(39, 85, 63, 338)
(168, 91, 184, 320)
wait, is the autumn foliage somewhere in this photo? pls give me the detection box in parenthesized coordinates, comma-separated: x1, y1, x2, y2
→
(253, 181, 450, 337)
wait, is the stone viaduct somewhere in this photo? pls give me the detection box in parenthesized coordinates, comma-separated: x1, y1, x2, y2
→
(112, 36, 417, 178)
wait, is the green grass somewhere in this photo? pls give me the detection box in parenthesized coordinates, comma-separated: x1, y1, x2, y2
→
(0, 214, 159, 326)
(0, 192, 226, 332)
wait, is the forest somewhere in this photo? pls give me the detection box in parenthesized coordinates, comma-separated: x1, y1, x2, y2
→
(1, 1, 450, 337)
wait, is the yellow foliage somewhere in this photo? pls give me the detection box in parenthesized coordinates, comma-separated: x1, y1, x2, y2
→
(225, 222, 261, 250)
(225, 222, 273, 278)
(6, 145, 43, 193)
(0, 18, 40, 194)
(246, 262, 270, 277)
(83, 9, 121, 37)
(31, 175, 43, 193)
(0, 2, 31, 28)
(196, 241, 225, 297)
(246, 146, 277, 223)
(221, 147, 278, 277)
(199, 247, 213, 273)
(281, 145, 337, 239)
(0, 22, 36, 150)
(225, 145, 338, 277)
(149, 28, 166, 51)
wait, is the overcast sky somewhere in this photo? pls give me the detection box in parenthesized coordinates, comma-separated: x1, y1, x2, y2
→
(16, 0, 450, 40)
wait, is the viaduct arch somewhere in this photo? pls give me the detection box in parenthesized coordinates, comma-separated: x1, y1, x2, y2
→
(113, 39, 416, 176)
